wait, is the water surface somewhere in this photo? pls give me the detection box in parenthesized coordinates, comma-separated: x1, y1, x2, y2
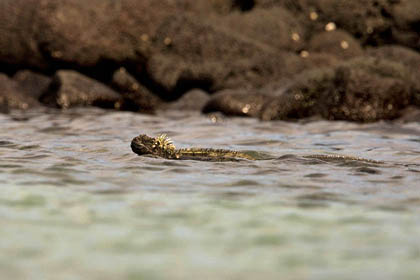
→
(1, 108, 419, 279)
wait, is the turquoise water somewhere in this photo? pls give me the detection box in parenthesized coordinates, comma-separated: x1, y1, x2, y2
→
(1, 108, 419, 279)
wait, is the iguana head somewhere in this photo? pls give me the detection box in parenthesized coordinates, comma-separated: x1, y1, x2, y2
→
(131, 134, 176, 158)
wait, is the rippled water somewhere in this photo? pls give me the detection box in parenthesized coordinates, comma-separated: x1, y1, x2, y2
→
(1, 108, 420, 279)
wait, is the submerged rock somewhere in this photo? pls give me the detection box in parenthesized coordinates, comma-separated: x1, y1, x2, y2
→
(111, 67, 161, 113)
(40, 70, 121, 109)
(0, 73, 40, 110)
(260, 57, 416, 122)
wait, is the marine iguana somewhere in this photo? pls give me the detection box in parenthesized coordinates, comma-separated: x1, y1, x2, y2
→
(131, 134, 382, 163)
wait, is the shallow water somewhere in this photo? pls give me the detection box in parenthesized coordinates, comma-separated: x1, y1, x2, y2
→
(1, 108, 419, 279)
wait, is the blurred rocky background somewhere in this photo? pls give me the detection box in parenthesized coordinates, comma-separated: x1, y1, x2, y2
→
(0, 0, 419, 122)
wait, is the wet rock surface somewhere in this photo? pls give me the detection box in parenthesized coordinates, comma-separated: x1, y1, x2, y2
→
(0, 73, 40, 111)
(203, 89, 272, 117)
(396, 107, 420, 123)
(165, 89, 210, 111)
(0, 0, 419, 121)
(40, 70, 121, 109)
(260, 57, 415, 122)
(13, 70, 52, 101)
(0, 100, 7, 114)
(111, 67, 161, 113)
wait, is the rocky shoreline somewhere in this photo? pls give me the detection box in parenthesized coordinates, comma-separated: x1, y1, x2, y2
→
(1, 0, 419, 122)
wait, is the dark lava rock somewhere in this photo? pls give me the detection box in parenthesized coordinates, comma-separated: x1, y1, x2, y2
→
(392, 0, 420, 28)
(306, 0, 395, 46)
(0, 0, 177, 70)
(366, 45, 420, 73)
(5, 0, 309, 104)
(0, 73, 40, 110)
(260, 57, 416, 122)
(203, 89, 272, 117)
(178, 0, 250, 14)
(367, 45, 420, 106)
(146, 53, 215, 99)
(308, 30, 364, 60)
(222, 7, 306, 52)
(256, 0, 419, 50)
(40, 70, 121, 109)
(148, 14, 304, 94)
(13, 70, 52, 100)
(111, 67, 161, 113)
(0, 99, 8, 114)
(391, 0, 420, 50)
(165, 89, 210, 111)
(2, 0, 419, 112)
(301, 52, 340, 69)
(254, 0, 309, 11)
(396, 107, 420, 123)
